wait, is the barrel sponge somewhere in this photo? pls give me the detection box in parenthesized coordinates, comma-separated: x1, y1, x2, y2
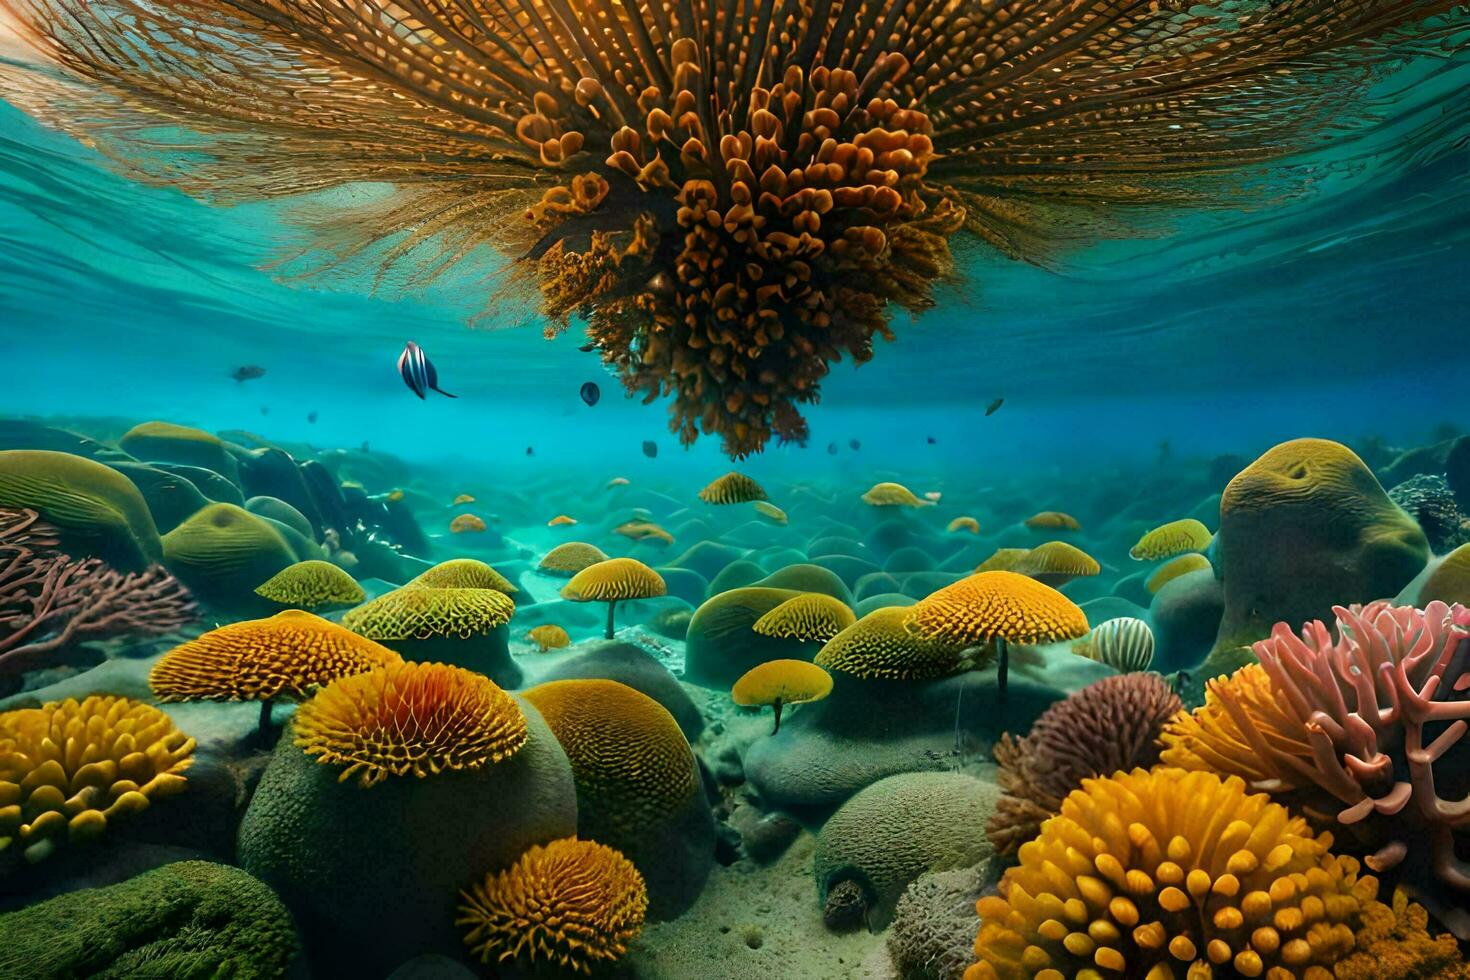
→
(0, 449, 161, 571)
(698, 472, 768, 504)
(161, 502, 296, 611)
(682, 586, 808, 688)
(538, 541, 609, 577)
(813, 772, 1001, 928)
(0, 860, 299, 977)
(815, 606, 967, 681)
(254, 559, 365, 609)
(0, 696, 194, 865)
(236, 694, 577, 969)
(410, 558, 518, 594)
(966, 768, 1378, 980)
(151, 610, 401, 705)
(1214, 437, 1429, 649)
(457, 837, 647, 976)
(521, 679, 714, 918)
(119, 421, 240, 484)
(752, 593, 856, 642)
(887, 864, 988, 980)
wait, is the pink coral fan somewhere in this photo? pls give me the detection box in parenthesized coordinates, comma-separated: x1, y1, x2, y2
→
(1165, 600, 1470, 937)
(985, 672, 1181, 856)
(0, 508, 197, 672)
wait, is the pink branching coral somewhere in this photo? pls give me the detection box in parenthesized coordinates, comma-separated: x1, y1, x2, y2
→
(985, 672, 1181, 857)
(0, 508, 197, 672)
(1162, 600, 1470, 937)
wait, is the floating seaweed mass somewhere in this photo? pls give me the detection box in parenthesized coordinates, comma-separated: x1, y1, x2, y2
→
(3, 1, 1463, 455)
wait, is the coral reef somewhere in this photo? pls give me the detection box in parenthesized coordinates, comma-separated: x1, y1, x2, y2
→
(813, 771, 1000, 929)
(751, 592, 855, 642)
(535, 641, 704, 740)
(1130, 518, 1213, 560)
(523, 678, 714, 917)
(561, 558, 667, 639)
(986, 673, 1180, 857)
(0, 450, 162, 571)
(0, 860, 299, 978)
(0, 695, 194, 865)
(118, 421, 239, 484)
(969, 768, 1379, 980)
(458, 837, 647, 975)
(1160, 600, 1470, 936)
(699, 473, 768, 505)
(731, 658, 833, 733)
(253, 559, 364, 610)
(683, 586, 809, 687)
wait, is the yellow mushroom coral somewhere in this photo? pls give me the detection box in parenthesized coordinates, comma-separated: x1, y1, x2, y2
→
(816, 606, 974, 681)
(907, 570, 1088, 698)
(451, 493, 475, 506)
(294, 660, 527, 787)
(1023, 511, 1080, 531)
(561, 558, 666, 639)
(752, 593, 856, 643)
(1011, 541, 1101, 587)
(254, 559, 366, 610)
(966, 767, 1378, 980)
(975, 548, 1029, 573)
(449, 513, 486, 534)
(1130, 518, 1213, 560)
(947, 516, 981, 534)
(1147, 553, 1214, 594)
(861, 482, 928, 507)
(0, 696, 194, 864)
(150, 609, 402, 740)
(409, 557, 518, 594)
(527, 624, 571, 652)
(547, 514, 578, 527)
(698, 472, 767, 504)
(538, 542, 610, 578)
(457, 837, 647, 975)
(731, 659, 833, 733)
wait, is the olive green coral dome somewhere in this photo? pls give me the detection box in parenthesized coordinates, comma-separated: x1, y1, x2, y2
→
(0, 449, 162, 570)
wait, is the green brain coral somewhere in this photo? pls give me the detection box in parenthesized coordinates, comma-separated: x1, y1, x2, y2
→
(0, 860, 298, 978)
(162, 502, 297, 613)
(0, 449, 162, 571)
(254, 559, 365, 609)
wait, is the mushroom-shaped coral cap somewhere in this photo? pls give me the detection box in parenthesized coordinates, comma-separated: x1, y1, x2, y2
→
(528, 624, 571, 652)
(293, 660, 528, 787)
(815, 606, 968, 681)
(254, 559, 366, 609)
(1130, 518, 1213, 560)
(1011, 541, 1101, 587)
(751, 593, 856, 642)
(538, 541, 610, 577)
(1146, 552, 1213, 594)
(975, 548, 1029, 573)
(452, 493, 475, 505)
(1023, 511, 1080, 531)
(731, 659, 833, 708)
(947, 516, 981, 534)
(967, 767, 1379, 980)
(547, 514, 578, 527)
(753, 501, 788, 525)
(561, 558, 666, 603)
(698, 472, 768, 505)
(409, 558, 518, 594)
(861, 482, 928, 507)
(0, 695, 194, 863)
(908, 570, 1088, 647)
(457, 837, 647, 974)
(150, 609, 402, 703)
(449, 513, 486, 534)
(607, 477, 630, 488)
(341, 586, 516, 640)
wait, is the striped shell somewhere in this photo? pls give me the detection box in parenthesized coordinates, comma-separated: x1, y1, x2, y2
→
(1088, 617, 1155, 673)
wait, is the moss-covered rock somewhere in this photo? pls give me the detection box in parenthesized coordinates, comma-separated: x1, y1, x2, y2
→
(147, 462, 244, 506)
(532, 640, 703, 741)
(754, 563, 854, 604)
(705, 559, 768, 598)
(119, 421, 240, 485)
(0, 449, 162, 570)
(106, 460, 211, 535)
(0, 860, 298, 978)
(245, 496, 317, 542)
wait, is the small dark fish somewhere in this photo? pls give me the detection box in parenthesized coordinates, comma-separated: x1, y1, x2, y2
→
(578, 342, 599, 353)
(259, 405, 270, 416)
(580, 381, 601, 407)
(307, 411, 318, 424)
(985, 397, 1004, 416)
(361, 441, 370, 453)
(526, 446, 535, 457)
(397, 341, 456, 399)
(827, 442, 838, 455)
(230, 365, 265, 383)
(849, 439, 860, 451)
(642, 440, 658, 458)
(926, 436, 937, 445)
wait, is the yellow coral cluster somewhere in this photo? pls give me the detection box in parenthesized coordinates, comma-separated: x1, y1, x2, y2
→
(0, 696, 194, 863)
(538, 542, 609, 577)
(458, 837, 647, 974)
(1012, 541, 1101, 587)
(561, 559, 666, 603)
(968, 768, 1378, 980)
(342, 586, 516, 641)
(1025, 512, 1081, 531)
(294, 661, 527, 787)
(1147, 554, 1213, 594)
(1131, 519, 1213, 560)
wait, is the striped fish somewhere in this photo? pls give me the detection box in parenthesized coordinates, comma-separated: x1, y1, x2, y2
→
(396, 341, 456, 399)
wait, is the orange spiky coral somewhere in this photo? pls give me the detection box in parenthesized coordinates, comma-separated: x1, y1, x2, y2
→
(294, 661, 528, 788)
(457, 837, 647, 975)
(0, 695, 194, 864)
(967, 768, 1379, 980)
(5, 0, 1463, 458)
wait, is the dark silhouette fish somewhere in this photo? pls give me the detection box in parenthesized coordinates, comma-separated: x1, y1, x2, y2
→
(397, 341, 456, 399)
(259, 405, 270, 415)
(580, 381, 600, 407)
(578, 342, 599, 353)
(230, 365, 265, 383)
(849, 439, 861, 451)
(827, 442, 838, 455)
(926, 436, 937, 445)
(642, 440, 657, 458)
(526, 446, 535, 456)
(307, 411, 318, 424)
(985, 397, 1004, 416)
